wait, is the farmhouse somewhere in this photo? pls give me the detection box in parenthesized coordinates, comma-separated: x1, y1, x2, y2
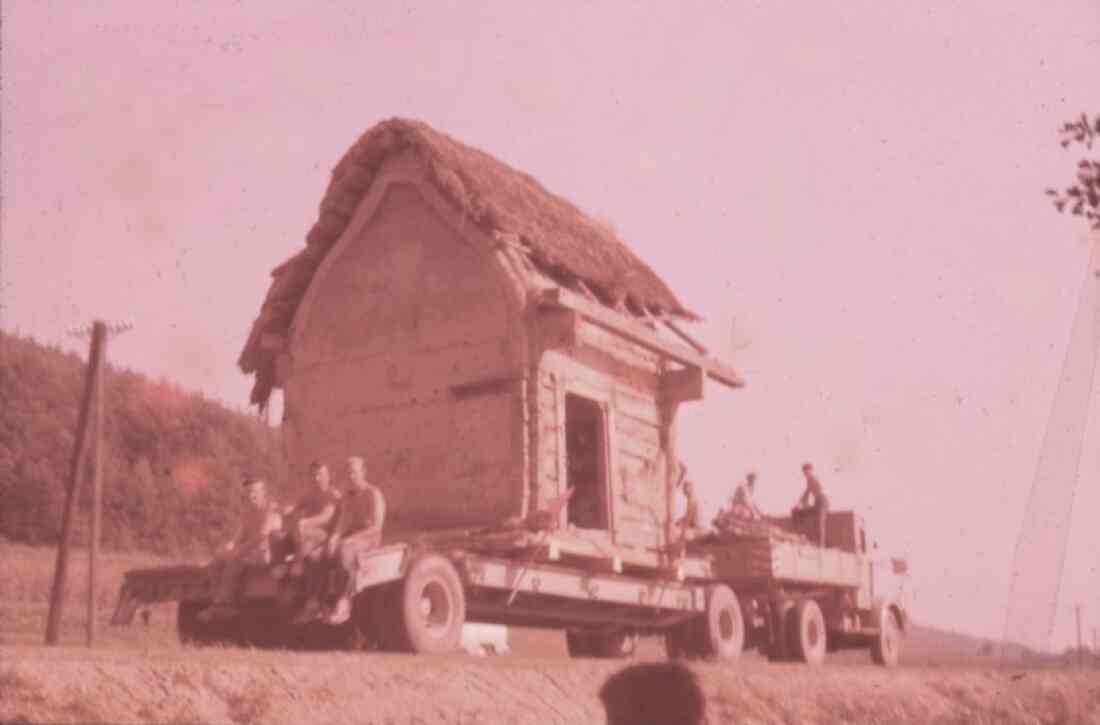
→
(239, 119, 742, 568)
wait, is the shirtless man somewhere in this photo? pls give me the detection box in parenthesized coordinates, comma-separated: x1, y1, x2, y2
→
(324, 456, 386, 625)
(286, 461, 340, 623)
(731, 471, 764, 520)
(199, 477, 282, 621)
(791, 462, 829, 546)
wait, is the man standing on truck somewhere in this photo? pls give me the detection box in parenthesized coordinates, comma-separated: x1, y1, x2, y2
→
(324, 455, 386, 625)
(198, 477, 283, 621)
(286, 461, 340, 623)
(675, 479, 705, 543)
(791, 462, 829, 546)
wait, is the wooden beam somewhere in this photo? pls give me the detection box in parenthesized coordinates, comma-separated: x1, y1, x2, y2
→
(573, 279, 601, 304)
(662, 319, 707, 355)
(538, 287, 744, 389)
(660, 366, 705, 403)
(536, 308, 579, 351)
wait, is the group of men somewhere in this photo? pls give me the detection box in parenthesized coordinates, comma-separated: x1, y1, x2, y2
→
(676, 462, 831, 546)
(198, 456, 386, 626)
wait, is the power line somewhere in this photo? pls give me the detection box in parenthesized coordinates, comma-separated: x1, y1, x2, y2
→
(1003, 241, 1100, 655)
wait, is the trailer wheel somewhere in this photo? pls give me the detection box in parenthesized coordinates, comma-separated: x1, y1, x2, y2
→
(789, 599, 827, 666)
(177, 600, 220, 645)
(870, 607, 901, 667)
(699, 585, 745, 660)
(395, 554, 466, 654)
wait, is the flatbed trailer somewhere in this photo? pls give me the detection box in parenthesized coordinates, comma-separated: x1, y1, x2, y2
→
(112, 512, 906, 666)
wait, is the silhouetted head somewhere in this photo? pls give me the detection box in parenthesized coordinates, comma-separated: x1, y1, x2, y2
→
(599, 662, 706, 725)
(801, 462, 813, 475)
(746, 471, 757, 489)
(310, 461, 330, 490)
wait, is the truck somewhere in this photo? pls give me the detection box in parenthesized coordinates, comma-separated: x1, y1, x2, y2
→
(111, 506, 906, 666)
(111, 118, 907, 666)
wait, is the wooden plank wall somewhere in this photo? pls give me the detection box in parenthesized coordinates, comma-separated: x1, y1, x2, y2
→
(285, 182, 526, 532)
(535, 318, 671, 553)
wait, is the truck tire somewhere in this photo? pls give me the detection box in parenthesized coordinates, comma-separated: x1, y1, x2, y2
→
(870, 607, 901, 667)
(177, 600, 206, 644)
(765, 600, 795, 662)
(699, 585, 745, 660)
(178, 600, 227, 645)
(394, 554, 466, 654)
(789, 599, 827, 666)
(178, 600, 245, 646)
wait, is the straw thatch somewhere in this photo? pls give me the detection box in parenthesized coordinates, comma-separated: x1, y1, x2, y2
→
(239, 118, 697, 406)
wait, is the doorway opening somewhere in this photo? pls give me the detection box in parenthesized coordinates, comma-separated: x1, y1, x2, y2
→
(564, 393, 609, 530)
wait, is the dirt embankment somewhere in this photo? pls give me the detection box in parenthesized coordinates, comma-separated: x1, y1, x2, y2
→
(1, 645, 1097, 725)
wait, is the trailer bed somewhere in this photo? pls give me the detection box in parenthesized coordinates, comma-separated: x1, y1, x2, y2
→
(700, 537, 864, 589)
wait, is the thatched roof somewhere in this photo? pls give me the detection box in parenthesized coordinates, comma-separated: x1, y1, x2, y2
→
(239, 118, 698, 406)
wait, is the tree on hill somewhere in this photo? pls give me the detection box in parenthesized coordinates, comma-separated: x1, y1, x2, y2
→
(0, 331, 288, 555)
(1046, 113, 1100, 229)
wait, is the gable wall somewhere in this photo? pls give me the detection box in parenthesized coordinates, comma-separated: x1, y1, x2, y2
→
(284, 158, 530, 533)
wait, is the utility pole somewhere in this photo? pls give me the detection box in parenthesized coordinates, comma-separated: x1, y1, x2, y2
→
(44, 319, 132, 647)
(1076, 604, 1083, 667)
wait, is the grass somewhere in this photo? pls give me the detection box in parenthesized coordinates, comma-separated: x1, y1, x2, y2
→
(0, 539, 188, 648)
(2, 541, 1098, 724)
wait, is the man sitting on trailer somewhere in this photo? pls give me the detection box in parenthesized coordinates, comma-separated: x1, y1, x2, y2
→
(714, 471, 767, 535)
(731, 471, 765, 520)
(324, 455, 387, 625)
(198, 477, 283, 621)
(285, 461, 340, 623)
(791, 462, 829, 547)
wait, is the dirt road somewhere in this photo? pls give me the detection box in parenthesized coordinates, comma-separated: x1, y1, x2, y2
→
(1, 644, 1097, 725)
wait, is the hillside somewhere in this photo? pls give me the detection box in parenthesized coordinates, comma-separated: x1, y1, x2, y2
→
(0, 331, 286, 555)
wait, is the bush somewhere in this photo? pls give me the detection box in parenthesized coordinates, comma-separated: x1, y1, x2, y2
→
(0, 331, 287, 555)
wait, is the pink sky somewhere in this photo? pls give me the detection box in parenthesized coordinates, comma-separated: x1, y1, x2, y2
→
(3, 1, 1098, 650)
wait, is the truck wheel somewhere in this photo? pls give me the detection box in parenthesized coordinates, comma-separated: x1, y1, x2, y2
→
(765, 600, 794, 662)
(870, 608, 901, 667)
(789, 599, 827, 666)
(699, 585, 745, 660)
(395, 554, 466, 654)
(178, 600, 216, 645)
